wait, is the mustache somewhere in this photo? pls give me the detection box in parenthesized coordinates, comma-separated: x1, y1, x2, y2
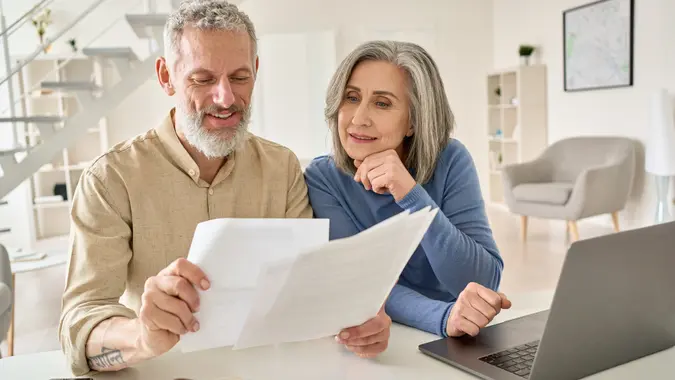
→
(201, 104, 243, 115)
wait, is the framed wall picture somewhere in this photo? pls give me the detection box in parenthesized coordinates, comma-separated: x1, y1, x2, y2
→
(563, 0, 634, 92)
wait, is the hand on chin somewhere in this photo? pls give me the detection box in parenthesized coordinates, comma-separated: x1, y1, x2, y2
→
(352, 149, 416, 202)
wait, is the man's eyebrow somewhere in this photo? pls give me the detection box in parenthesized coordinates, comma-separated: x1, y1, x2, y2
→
(230, 67, 253, 75)
(186, 68, 214, 77)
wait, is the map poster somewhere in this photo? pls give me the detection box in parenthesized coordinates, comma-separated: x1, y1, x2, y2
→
(563, 0, 634, 92)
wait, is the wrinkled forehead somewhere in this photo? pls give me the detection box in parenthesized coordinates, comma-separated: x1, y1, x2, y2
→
(174, 27, 254, 74)
(346, 60, 410, 98)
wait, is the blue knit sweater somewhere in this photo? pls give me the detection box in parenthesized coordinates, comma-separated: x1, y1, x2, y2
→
(304, 139, 504, 336)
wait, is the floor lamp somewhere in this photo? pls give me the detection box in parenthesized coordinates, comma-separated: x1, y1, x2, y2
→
(646, 89, 675, 224)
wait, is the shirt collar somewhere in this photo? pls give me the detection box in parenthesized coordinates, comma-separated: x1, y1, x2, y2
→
(156, 108, 201, 183)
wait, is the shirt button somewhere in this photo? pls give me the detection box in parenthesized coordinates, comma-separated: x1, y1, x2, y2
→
(188, 169, 196, 176)
(208, 189, 214, 195)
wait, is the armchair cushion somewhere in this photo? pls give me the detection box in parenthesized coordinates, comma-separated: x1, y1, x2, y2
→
(513, 182, 574, 205)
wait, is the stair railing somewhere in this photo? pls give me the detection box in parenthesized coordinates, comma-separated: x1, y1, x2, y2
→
(0, 0, 110, 89)
(0, 0, 146, 118)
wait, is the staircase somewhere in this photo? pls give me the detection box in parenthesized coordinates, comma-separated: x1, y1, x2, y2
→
(0, 7, 169, 200)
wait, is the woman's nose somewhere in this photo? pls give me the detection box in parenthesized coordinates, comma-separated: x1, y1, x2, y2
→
(351, 103, 371, 127)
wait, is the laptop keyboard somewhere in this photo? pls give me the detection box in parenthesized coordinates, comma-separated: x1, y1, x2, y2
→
(478, 340, 539, 378)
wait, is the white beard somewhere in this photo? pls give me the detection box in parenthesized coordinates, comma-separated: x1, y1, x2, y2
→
(176, 102, 251, 158)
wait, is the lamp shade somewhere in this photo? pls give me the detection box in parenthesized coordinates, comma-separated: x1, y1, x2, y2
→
(646, 88, 675, 176)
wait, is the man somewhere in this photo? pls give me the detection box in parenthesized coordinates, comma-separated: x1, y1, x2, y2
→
(58, 1, 311, 375)
(59, 0, 509, 375)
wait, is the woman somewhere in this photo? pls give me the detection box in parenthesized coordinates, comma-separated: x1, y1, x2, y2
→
(304, 41, 510, 358)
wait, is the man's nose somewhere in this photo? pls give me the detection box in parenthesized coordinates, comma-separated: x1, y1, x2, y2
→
(213, 79, 235, 108)
(351, 102, 371, 127)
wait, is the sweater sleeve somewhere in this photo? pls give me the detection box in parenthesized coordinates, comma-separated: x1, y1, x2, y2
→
(385, 284, 454, 337)
(304, 164, 360, 240)
(396, 145, 504, 298)
(305, 161, 452, 336)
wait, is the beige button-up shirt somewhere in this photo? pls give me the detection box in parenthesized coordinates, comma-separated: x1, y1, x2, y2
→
(59, 110, 312, 375)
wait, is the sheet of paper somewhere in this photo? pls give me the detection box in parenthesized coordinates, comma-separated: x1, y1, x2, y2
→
(179, 218, 329, 352)
(233, 207, 438, 349)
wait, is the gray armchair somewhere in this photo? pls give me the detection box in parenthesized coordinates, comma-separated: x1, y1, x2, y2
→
(502, 137, 636, 242)
(0, 244, 11, 358)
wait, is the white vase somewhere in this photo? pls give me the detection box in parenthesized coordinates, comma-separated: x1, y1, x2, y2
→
(520, 56, 530, 66)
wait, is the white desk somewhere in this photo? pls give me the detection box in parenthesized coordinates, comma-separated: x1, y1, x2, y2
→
(1, 290, 673, 379)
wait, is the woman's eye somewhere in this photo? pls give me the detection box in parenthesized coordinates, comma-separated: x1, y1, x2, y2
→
(376, 101, 390, 108)
(346, 95, 359, 103)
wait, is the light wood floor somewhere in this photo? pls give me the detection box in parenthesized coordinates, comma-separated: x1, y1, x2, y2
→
(0, 205, 622, 357)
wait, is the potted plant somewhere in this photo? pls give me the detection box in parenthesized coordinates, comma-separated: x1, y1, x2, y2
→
(32, 8, 52, 53)
(518, 44, 535, 66)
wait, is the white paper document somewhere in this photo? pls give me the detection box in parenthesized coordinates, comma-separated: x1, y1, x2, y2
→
(234, 207, 438, 349)
(180, 207, 438, 352)
(180, 218, 330, 352)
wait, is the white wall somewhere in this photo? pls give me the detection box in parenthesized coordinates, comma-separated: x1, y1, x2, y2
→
(241, 0, 495, 192)
(493, 0, 675, 227)
(249, 31, 337, 161)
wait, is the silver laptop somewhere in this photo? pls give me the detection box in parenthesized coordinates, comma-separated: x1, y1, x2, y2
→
(419, 221, 675, 380)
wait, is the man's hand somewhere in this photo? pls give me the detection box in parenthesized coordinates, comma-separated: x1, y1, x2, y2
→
(137, 258, 210, 358)
(335, 307, 392, 358)
(354, 150, 416, 202)
(447, 282, 511, 337)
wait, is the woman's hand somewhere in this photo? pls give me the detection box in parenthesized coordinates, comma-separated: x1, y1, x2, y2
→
(335, 307, 392, 358)
(446, 282, 511, 337)
(354, 150, 416, 202)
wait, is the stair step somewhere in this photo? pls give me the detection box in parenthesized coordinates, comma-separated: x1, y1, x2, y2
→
(126, 13, 168, 39)
(0, 147, 27, 156)
(82, 47, 138, 60)
(41, 81, 100, 92)
(0, 116, 66, 123)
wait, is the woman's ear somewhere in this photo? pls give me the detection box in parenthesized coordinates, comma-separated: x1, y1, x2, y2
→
(406, 126, 414, 137)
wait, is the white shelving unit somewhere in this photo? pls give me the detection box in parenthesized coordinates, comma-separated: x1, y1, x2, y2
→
(486, 64, 548, 204)
(18, 57, 109, 241)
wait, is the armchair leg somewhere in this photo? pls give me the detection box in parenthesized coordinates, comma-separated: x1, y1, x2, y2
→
(611, 212, 620, 232)
(520, 216, 528, 242)
(568, 221, 579, 242)
(7, 273, 14, 357)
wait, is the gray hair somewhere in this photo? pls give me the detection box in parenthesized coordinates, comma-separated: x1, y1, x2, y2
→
(325, 40, 454, 184)
(164, 0, 258, 67)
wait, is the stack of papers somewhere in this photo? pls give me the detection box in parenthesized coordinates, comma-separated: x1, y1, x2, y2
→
(180, 207, 438, 352)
